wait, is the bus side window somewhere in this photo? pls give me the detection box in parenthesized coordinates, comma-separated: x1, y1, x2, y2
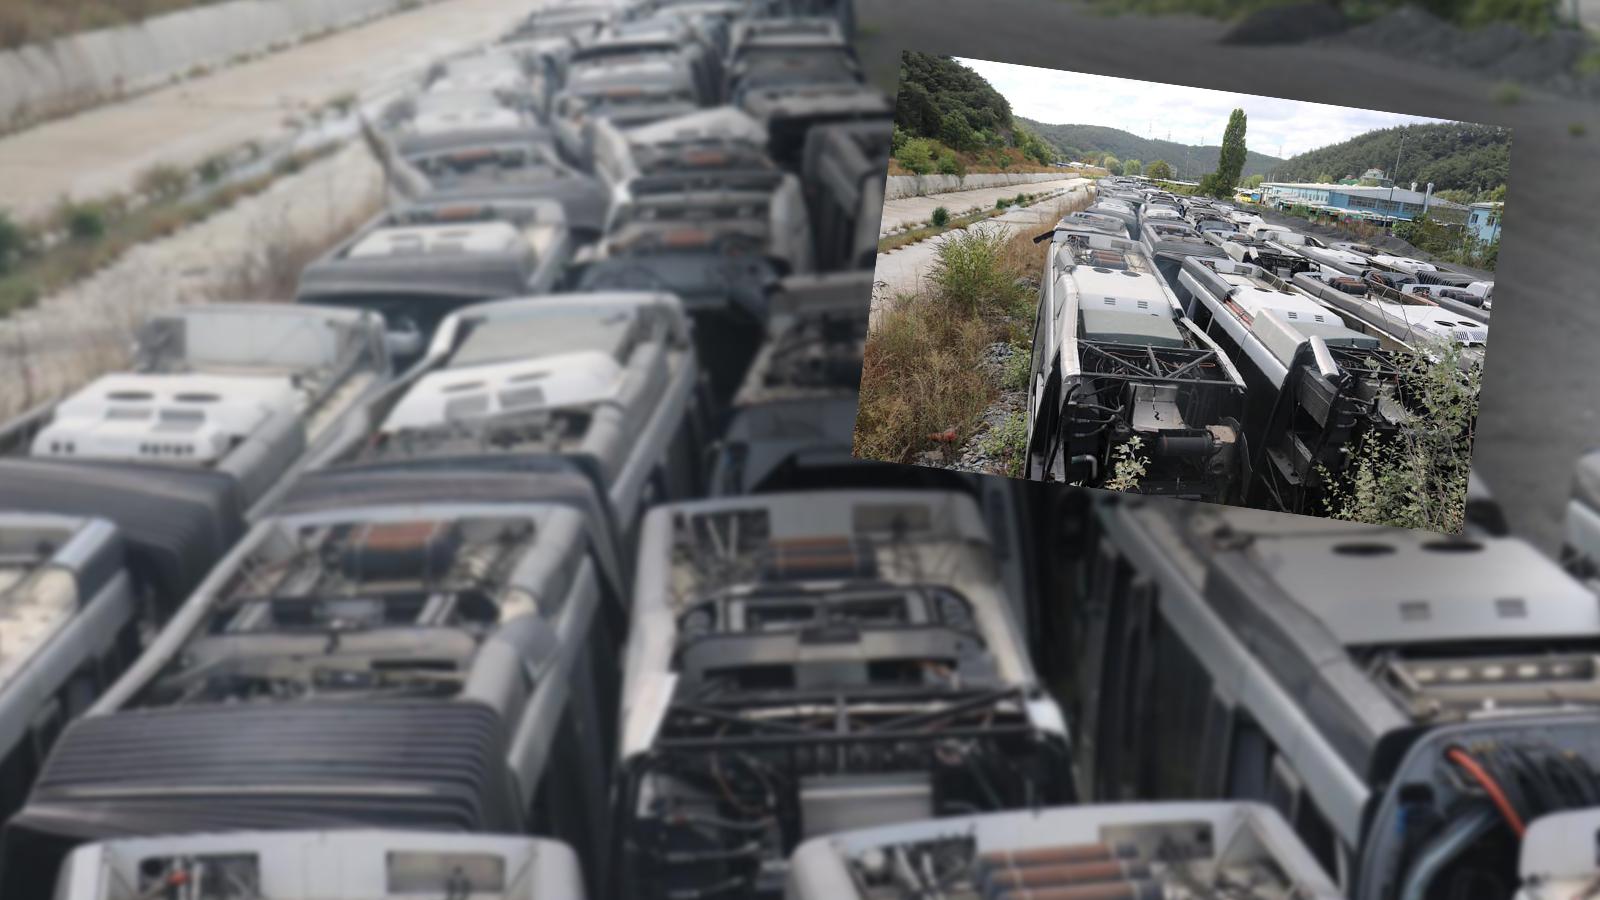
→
(1143, 606, 1214, 799)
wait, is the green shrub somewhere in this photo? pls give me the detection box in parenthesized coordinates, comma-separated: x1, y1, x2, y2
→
(928, 225, 1026, 317)
(1014, 193, 1027, 205)
(1001, 344, 1030, 391)
(1322, 341, 1480, 532)
(936, 150, 964, 176)
(0, 212, 26, 276)
(995, 198, 1010, 210)
(64, 203, 106, 242)
(137, 164, 189, 202)
(895, 138, 937, 175)
(931, 206, 949, 227)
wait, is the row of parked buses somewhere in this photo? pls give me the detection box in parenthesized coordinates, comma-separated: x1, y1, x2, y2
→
(1022, 177, 1492, 517)
(0, 10, 1592, 900)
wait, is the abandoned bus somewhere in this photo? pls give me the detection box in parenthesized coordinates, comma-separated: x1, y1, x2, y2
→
(1022, 227, 1247, 501)
(800, 119, 891, 271)
(1515, 809, 1600, 900)
(0, 465, 628, 898)
(1067, 495, 1600, 898)
(50, 829, 588, 899)
(0, 304, 390, 517)
(296, 198, 573, 365)
(1294, 270, 1488, 367)
(279, 291, 711, 548)
(738, 82, 891, 171)
(611, 490, 1074, 899)
(591, 106, 775, 192)
(572, 169, 814, 400)
(786, 802, 1343, 899)
(1177, 257, 1406, 513)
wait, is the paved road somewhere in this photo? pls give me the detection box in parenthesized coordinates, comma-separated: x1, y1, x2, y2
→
(879, 177, 1089, 235)
(0, 0, 531, 223)
(872, 186, 1093, 327)
(859, 0, 1600, 551)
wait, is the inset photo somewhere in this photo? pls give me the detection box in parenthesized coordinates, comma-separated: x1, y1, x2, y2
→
(857, 53, 1507, 531)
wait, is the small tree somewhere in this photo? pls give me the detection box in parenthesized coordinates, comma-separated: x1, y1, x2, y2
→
(936, 150, 965, 177)
(1316, 171, 1336, 184)
(1146, 159, 1173, 180)
(1122, 159, 1142, 176)
(1199, 108, 1248, 199)
(895, 138, 936, 175)
(1244, 174, 1265, 188)
(1100, 153, 1120, 172)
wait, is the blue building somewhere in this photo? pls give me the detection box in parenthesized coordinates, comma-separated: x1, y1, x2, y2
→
(1467, 201, 1503, 243)
(1260, 182, 1468, 223)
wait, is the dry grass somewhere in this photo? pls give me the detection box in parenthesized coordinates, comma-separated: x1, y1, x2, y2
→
(0, 1, 230, 49)
(856, 191, 1093, 465)
(856, 226, 1032, 463)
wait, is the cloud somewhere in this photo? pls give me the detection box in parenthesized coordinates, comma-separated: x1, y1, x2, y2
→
(956, 57, 1456, 159)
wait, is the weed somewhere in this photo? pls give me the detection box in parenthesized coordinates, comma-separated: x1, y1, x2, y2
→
(931, 206, 949, 227)
(1001, 345, 1031, 391)
(1104, 436, 1149, 492)
(996, 198, 1010, 210)
(981, 410, 1029, 478)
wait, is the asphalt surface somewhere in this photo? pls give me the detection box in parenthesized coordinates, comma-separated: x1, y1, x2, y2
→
(858, 0, 1600, 552)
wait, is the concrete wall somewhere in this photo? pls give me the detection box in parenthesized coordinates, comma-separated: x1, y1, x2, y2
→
(884, 171, 1073, 200)
(0, 0, 426, 129)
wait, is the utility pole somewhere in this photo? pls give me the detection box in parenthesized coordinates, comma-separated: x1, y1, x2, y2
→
(1387, 133, 1406, 214)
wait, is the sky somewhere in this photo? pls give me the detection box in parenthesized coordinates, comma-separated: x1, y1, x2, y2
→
(957, 58, 1456, 160)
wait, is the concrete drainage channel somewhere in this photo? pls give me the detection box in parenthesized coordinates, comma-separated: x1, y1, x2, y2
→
(0, 0, 451, 134)
(0, 2, 533, 419)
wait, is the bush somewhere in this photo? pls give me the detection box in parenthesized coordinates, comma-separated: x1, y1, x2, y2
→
(927, 225, 1026, 318)
(1322, 341, 1481, 532)
(996, 198, 1010, 210)
(1014, 193, 1027, 205)
(0, 212, 26, 276)
(931, 206, 949, 227)
(936, 150, 964, 177)
(895, 137, 937, 175)
(64, 203, 107, 242)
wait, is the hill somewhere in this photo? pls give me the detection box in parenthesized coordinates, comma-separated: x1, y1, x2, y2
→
(893, 53, 1057, 168)
(1269, 122, 1510, 196)
(1019, 119, 1285, 179)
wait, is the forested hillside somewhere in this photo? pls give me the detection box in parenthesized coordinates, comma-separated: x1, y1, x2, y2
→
(1270, 122, 1510, 196)
(891, 52, 1057, 172)
(1020, 120, 1284, 179)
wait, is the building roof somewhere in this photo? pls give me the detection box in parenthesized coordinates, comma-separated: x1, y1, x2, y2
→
(1470, 201, 1504, 209)
(1261, 182, 1467, 209)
